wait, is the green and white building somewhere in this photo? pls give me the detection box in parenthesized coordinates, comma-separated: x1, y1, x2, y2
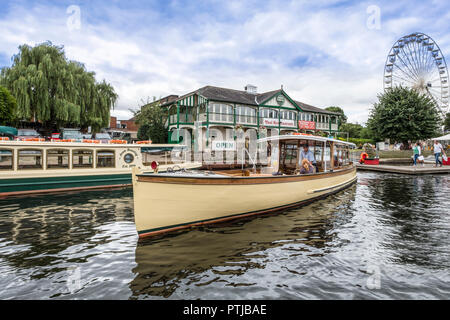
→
(159, 85, 341, 147)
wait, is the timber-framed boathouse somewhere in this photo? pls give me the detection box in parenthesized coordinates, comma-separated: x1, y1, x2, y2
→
(157, 85, 341, 147)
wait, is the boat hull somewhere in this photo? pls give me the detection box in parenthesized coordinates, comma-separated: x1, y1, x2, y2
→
(0, 173, 132, 198)
(133, 166, 357, 238)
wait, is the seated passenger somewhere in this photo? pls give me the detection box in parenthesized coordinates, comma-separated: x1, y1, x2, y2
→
(300, 159, 315, 174)
(300, 144, 317, 172)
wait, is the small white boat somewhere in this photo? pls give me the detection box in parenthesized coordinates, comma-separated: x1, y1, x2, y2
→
(132, 134, 357, 238)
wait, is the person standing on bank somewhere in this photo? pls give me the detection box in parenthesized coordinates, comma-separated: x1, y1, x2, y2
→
(433, 140, 444, 167)
(413, 143, 420, 166)
(300, 144, 317, 172)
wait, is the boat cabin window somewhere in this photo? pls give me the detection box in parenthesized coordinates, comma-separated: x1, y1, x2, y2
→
(18, 149, 43, 170)
(334, 144, 351, 167)
(97, 150, 115, 168)
(0, 149, 13, 170)
(47, 149, 69, 169)
(73, 149, 94, 168)
(279, 140, 300, 174)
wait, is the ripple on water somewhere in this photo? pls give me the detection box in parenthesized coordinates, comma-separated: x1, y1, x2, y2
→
(0, 173, 449, 299)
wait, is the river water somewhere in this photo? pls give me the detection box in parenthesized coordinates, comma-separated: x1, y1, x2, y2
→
(0, 171, 448, 299)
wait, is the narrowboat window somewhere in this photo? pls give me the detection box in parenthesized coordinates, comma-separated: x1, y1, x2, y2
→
(97, 150, 115, 168)
(0, 149, 13, 170)
(73, 149, 94, 168)
(47, 149, 69, 169)
(18, 149, 43, 170)
(124, 153, 134, 164)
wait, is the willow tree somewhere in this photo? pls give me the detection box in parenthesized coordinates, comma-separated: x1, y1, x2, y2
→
(0, 42, 118, 132)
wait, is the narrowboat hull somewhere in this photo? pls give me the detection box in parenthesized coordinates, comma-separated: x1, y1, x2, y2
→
(0, 171, 132, 198)
(133, 166, 357, 238)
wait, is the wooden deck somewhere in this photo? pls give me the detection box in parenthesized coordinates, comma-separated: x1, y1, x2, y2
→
(356, 163, 450, 175)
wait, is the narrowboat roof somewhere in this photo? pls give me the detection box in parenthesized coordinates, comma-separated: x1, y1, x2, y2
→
(0, 141, 187, 148)
(258, 135, 356, 147)
(0, 126, 18, 136)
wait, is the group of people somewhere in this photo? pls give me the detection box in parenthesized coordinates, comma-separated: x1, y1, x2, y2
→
(298, 144, 317, 174)
(412, 140, 447, 167)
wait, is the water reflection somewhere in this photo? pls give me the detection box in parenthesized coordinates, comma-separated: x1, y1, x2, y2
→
(130, 187, 357, 299)
(365, 173, 450, 269)
(0, 188, 135, 293)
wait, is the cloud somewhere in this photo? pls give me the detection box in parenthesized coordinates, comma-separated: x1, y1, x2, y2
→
(0, 0, 449, 124)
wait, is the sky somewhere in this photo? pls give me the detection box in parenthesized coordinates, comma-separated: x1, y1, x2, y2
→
(0, 0, 449, 124)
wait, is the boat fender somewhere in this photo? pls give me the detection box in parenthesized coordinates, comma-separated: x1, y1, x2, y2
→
(360, 152, 368, 164)
(151, 161, 159, 173)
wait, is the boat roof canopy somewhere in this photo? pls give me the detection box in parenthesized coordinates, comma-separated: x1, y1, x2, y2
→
(0, 126, 18, 136)
(258, 135, 356, 147)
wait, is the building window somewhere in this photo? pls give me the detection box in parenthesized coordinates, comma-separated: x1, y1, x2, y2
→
(0, 149, 13, 170)
(73, 149, 94, 168)
(281, 110, 296, 120)
(18, 149, 43, 170)
(236, 105, 257, 124)
(47, 149, 69, 169)
(259, 108, 278, 119)
(208, 103, 233, 122)
(97, 150, 115, 168)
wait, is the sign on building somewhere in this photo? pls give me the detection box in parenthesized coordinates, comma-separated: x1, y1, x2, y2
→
(298, 121, 316, 130)
(262, 119, 296, 127)
(212, 141, 236, 151)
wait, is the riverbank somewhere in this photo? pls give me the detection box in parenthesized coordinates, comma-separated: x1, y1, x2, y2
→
(356, 163, 450, 175)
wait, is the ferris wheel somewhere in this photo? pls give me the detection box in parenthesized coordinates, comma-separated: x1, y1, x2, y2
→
(384, 32, 449, 114)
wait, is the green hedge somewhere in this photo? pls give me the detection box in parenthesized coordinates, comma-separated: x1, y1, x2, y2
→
(337, 137, 375, 146)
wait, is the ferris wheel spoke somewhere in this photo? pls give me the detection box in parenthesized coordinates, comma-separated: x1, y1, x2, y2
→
(397, 49, 421, 79)
(393, 59, 418, 80)
(393, 62, 419, 82)
(427, 77, 442, 84)
(411, 41, 425, 74)
(391, 74, 417, 86)
(428, 87, 443, 96)
(424, 50, 436, 75)
(403, 43, 422, 77)
(417, 42, 430, 76)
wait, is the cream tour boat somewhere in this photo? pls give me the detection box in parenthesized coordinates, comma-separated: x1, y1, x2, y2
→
(0, 139, 198, 198)
(132, 134, 357, 238)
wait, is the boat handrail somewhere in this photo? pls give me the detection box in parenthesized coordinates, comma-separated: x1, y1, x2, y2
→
(241, 148, 257, 173)
(258, 134, 356, 147)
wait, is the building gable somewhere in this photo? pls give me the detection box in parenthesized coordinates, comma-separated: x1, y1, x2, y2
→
(259, 90, 300, 110)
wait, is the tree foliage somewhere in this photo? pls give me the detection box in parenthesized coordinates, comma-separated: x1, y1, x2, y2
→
(444, 113, 450, 132)
(325, 106, 347, 124)
(339, 122, 364, 138)
(133, 97, 168, 143)
(0, 85, 17, 125)
(0, 42, 118, 132)
(367, 87, 441, 143)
